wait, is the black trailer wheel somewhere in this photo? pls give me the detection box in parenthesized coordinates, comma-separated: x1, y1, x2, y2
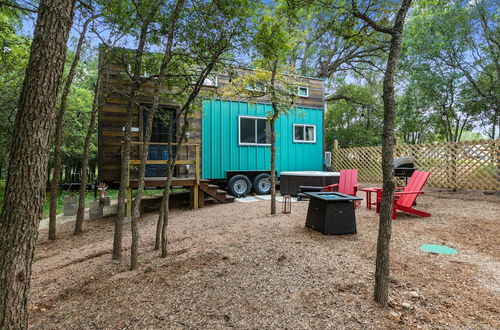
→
(228, 174, 252, 197)
(253, 173, 271, 195)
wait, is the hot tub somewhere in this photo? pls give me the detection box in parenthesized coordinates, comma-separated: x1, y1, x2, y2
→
(279, 171, 340, 196)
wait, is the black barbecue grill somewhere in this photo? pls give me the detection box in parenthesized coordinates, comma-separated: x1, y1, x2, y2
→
(393, 156, 416, 185)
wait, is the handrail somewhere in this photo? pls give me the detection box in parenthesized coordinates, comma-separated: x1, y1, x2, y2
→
(124, 142, 201, 184)
(123, 141, 202, 214)
(127, 141, 200, 147)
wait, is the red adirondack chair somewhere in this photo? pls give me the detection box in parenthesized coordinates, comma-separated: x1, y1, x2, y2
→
(376, 171, 431, 219)
(297, 169, 360, 206)
(324, 169, 360, 196)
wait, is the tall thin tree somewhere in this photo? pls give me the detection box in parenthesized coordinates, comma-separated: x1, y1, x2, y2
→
(0, 0, 77, 327)
(49, 13, 95, 239)
(158, 64, 216, 257)
(112, 3, 159, 258)
(223, 13, 297, 215)
(154, 0, 257, 256)
(130, 0, 186, 270)
(350, 0, 413, 306)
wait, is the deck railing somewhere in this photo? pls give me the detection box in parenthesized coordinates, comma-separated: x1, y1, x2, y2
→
(127, 141, 200, 185)
(122, 141, 202, 216)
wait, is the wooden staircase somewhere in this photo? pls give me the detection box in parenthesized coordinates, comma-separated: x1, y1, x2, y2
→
(199, 184, 235, 204)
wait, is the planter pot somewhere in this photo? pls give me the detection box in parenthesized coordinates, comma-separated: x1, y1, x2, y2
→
(63, 195, 77, 216)
(101, 197, 111, 206)
(103, 204, 118, 217)
(89, 200, 103, 219)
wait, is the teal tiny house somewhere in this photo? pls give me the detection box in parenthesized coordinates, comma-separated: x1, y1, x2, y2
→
(202, 100, 324, 180)
(97, 47, 326, 199)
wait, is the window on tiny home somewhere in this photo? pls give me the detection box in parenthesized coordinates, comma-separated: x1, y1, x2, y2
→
(246, 82, 266, 92)
(293, 124, 316, 143)
(142, 104, 177, 177)
(297, 86, 309, 97)
(239, 116, 270, 145)
(191, 72, 218, 86)
(202, 74, 218, 87)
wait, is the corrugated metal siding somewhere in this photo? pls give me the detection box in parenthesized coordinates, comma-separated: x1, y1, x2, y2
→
(202, 100, 323, 180)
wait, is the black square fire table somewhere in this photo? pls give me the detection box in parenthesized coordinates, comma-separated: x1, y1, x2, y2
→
(304, 192, 362, 235)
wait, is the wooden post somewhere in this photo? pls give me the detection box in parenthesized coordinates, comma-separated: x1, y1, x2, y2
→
(189, 144, 201, 210)
(198, 188, 204, 208)
(193, 184, 199, 210)
(195, 145, 200, 184)
(332, 139, 339, 171)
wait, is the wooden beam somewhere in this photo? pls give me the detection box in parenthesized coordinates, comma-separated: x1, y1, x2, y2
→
(128, 159, 194, 165)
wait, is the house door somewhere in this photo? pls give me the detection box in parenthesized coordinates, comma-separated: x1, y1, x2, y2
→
(143, 106, 176, 177)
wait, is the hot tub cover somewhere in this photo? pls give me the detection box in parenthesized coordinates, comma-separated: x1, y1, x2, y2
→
(280, 171, 340, 177)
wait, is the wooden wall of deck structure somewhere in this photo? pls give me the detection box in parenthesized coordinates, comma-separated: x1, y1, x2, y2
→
(97, 47, 325, 185)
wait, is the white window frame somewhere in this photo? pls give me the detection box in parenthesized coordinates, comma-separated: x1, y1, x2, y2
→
(246, 82, 266, 92)
(202, 74, 218, 87)
(293, 124, 316, 143)
(238, 115, 271, 146)
(127, 63, 154, 78)
(297, 86, 309, 98)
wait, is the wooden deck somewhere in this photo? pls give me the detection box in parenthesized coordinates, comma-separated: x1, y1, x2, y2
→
(125, 175, 234, 218)
(122, 142, 233, 217)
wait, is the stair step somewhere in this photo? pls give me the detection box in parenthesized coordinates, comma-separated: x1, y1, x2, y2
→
(208, 184, 219, 189)
(225, 194, 235, 202)
(216, 189, 228, 195)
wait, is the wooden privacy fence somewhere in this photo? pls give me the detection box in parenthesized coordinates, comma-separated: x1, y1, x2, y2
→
(331, 139, 499, 191)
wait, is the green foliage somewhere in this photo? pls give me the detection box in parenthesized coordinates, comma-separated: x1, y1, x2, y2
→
(223, 9, 298, 119)
(1, 0, 497, 182)
(0, 8, 30, 178)
(253, 13, 293, 67)
(61, 86, 96, 165)
(325, 82, 384, 148)
(400, 0, 499, 141)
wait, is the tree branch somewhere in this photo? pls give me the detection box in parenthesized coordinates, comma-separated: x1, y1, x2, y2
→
(350, 1, 393, 35)
(0, 0, 37, 13)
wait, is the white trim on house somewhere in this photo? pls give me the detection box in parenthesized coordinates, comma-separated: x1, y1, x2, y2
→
(238, 115, 271, 146)
(297, 86, 309, 98)
(203, 74, 218, 87)
(293, 123, 316, 143)
(246, 82, 266, 92)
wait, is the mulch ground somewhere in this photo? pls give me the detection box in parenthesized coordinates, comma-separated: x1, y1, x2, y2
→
(29, 187, 499, 329)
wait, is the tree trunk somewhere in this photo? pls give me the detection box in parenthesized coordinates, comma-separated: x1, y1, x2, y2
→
(160, 114, 183, 258)
(129, 0, 185, 270)
(372, 1, 412, 307)
(74, 71, 101, 235)
(158, 105, 197, 257)
(49, 17, 90, 239)
(270, 115, 277, 215)
(269, 63, 279, 215)
(112, 16, 153, 260)
(63, 165, 70, 183)
(154, 200, 164, 250)
(0, 1, 76, 328)
(160, 173, 173, 258)
(156, 64, 215, 258)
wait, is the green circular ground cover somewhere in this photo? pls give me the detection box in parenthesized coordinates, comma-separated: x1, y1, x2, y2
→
(419, 244, 457, 255)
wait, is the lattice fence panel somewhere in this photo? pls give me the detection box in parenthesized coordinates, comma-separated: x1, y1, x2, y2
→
(332, 139, 499, 191)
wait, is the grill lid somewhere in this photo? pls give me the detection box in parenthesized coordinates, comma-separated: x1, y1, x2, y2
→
(393, 156, 414, 169)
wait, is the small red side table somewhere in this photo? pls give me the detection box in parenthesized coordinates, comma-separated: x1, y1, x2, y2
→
(360, 187, 378, 210)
